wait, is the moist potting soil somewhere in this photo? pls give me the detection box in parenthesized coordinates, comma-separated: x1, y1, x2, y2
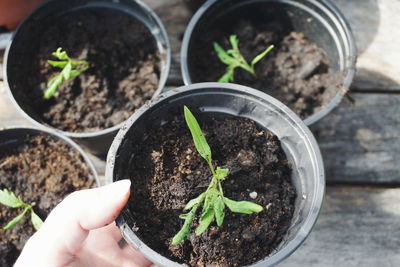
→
(189, 19, 342, 119)
(10, 8, 160, 132)
(126, 113, 296, 266)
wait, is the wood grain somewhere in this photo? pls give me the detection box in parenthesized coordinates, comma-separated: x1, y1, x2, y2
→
(281, 186, 400, 266)
(0, 81, 33, 127)
(151, 0, 191, 85)
(312, 93, 400, 183)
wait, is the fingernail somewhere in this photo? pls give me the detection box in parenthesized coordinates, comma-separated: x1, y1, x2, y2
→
(113, 179, 131, 190)
(104, 179, 131, 194)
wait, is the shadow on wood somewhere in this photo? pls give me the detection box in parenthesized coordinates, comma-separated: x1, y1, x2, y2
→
(352, 68, 400, 91)
(311, 72, 400, 183)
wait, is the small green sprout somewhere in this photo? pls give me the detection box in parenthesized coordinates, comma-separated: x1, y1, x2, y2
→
(0, 188, 43, 231)
(171, 106, 263, 245)
(44, 47, 89, 99)
(213, 34, 274, 83)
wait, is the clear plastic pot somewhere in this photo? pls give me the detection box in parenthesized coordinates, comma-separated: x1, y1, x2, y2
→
(181, 0, 357, 125)
(3, 0, 171, 155)
(106, 82, 325, 266)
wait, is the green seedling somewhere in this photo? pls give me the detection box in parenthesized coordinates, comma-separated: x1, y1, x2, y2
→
(44, 47, 89, 99)
(0, 189, 43, 231)
(213, 34, 274, 83)
(171, 106, 263, 245)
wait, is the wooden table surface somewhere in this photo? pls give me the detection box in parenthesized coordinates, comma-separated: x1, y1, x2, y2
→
(0, 0, 399, 266)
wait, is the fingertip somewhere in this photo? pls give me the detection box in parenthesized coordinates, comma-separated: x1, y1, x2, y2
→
(105, 179, 131, 197)
(106, 179, 131, 203)
(57, 180, 133, 231)
(15, 180, 135, 265)
(113, 179, 132, 192)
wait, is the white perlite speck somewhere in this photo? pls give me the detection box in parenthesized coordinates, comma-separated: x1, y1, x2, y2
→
(249, 191, 258, 199)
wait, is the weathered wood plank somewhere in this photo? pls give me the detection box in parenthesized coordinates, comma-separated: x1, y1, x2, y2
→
(312, 93, 400, 183)
(150, 0, 192, 85)
(0, 81, 33, 127)
(281, 186, 400, 267)
(333, 0, 400, 91)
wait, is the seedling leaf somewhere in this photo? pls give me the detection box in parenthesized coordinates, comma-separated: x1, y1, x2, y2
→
(218, 67, 235, 83)
(215, 168, 229, 181)
(229, 35, 239, 51)
(184, 106, 212, 167)
(214, 196, 225, 226)
(31, 211, 44, 231)
(184, 193, 205, 210)
(69, 69, 84, 79)
(71, 60, 89, 68)
(202, 188, 219, 216)
(3, 208, 28, 230)
(251, 44, 274, 68)
(223, 197, 263, 214)
(44, 47, 89, 99)
(62, 62, 72, 80)
(52, 47, 70, 60)
(195, 208, 215, 235)
(172, 206, 198, 245)
(0, 189, 24, 208)
(47, 60, 68, 68)
(214, 35, 273, 83)
(213, 42, 237, 66)
(1, 188, 44, 231)
(45, 75, 63, 99)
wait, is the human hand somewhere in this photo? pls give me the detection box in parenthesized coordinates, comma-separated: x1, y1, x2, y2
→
(15, 180, 153, 267)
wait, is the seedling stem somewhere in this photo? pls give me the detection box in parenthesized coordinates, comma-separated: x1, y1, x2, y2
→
(171, 106, 263, 245)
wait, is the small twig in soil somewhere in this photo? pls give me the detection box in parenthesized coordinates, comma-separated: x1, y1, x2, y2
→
(0, 188, 43, 231)
(171, 106, 263, 245)
(44, 47, 89, 99)
(0, 159, 11, 168)
(213, 34, 274, 83)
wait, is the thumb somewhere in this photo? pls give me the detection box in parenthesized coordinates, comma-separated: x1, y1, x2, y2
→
(15, 179, 131, 266)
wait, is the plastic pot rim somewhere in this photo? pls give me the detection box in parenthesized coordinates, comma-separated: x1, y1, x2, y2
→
(0, 125, 100, 186)
(3, 0, 171, 139)
(105, 82, 325, 267)
(180, 0, 357, 126)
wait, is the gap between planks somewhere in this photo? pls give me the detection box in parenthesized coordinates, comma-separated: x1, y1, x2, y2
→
(350, 88, 400, 94)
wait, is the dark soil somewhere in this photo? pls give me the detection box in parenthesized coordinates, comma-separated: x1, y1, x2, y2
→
(11, 7, 160, 132)
(126, 114, 296, 266)
(0, 134, 95, 266)
(189, 19, 342, 119)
